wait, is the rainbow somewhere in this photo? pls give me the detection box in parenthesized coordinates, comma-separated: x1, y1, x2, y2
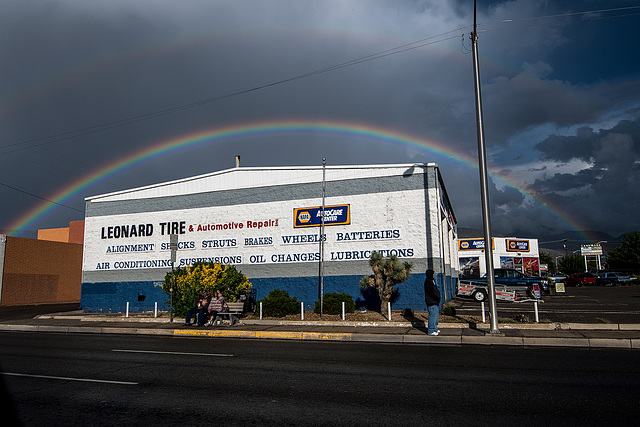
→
(6, 119, 591, 239)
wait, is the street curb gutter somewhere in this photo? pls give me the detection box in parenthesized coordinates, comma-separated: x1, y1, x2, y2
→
(172, 328, 637, 347)
(0, 324, 174, 336)
(32, 315, 640, 331)
(1, 323, 638, 348)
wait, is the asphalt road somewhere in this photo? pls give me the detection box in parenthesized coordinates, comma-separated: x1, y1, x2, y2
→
(1, 332, 639, 426)
(454, 284, 640, 323)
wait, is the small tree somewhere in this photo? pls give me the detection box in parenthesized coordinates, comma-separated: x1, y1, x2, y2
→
(558, 254, 585, 275)
(539, 251, 555, 275)
(606, 231, 640, 270)
(359, 251, 413, 311)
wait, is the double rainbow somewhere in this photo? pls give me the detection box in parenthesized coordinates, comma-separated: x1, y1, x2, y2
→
(6, 119, 590, 240)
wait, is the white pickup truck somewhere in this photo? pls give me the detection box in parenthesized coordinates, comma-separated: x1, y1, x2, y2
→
(457, 282, 518, 302)
(458, 268, 544, 302)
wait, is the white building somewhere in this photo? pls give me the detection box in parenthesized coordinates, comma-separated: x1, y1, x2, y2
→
(81, 163, 458, 312)
(458, 237, 540, 278)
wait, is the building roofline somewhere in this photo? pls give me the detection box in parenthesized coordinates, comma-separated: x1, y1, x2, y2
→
(85, 162, 438, 201)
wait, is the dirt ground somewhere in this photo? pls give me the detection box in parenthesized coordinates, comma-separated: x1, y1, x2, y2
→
(244, 308, 474, 324)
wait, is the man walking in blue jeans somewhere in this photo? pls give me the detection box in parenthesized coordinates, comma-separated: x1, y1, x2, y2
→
(424, 269, 441, 336)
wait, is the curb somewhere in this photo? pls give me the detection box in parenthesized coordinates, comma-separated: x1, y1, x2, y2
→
(1, 323, 638, 348)
(32, 314, 640, 331)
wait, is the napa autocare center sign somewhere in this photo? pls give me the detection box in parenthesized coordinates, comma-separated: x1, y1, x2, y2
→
(293, 205, 350, 228)
(83, 196, 424, 272)
(458, 238, 494, 251)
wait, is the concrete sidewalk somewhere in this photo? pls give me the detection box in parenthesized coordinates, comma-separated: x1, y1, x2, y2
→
(1, 310, 639, 348)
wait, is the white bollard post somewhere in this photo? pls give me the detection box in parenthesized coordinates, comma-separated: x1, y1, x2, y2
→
(534, 300, 539, 323)
(301, 302, 304, 320)
(126, 301, 129, 318)
(481, 301, 485, 323)
(387, 302, 391, 321)
(154, 302, 158, 318)
(260, 302, 263, 319)
(342, 301, 345, 321)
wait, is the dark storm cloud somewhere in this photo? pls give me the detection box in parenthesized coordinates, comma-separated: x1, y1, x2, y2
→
(535, 115, 640, 163)
(530, 170, 600, 193)
(1, 0, 639, 238)
(523, 114, 640, 235)
(535, 127, 601, 163)
(483, 70, 613, 146)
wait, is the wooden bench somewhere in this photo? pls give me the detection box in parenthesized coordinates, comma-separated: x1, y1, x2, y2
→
(212, 302, 245, 326)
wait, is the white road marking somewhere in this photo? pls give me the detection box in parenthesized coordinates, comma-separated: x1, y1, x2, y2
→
(112, 349, 233, 357)
(2, 372, 137, 385)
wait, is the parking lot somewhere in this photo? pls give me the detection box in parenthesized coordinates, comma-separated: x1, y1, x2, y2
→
(453, 284, 640, 324)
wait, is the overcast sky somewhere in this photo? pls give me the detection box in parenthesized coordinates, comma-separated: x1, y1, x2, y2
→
(1, 0, 639, 241)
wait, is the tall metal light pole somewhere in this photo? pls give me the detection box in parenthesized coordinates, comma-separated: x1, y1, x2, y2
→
(169, 234, 178, 323)
(318, 158, 326, 319)
(471, 0, 499, 334)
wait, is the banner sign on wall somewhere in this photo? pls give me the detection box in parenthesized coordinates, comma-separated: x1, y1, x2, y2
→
(83, 191, 424, 273)
(293, 204, 350, 228)
(506, 239, 530, 252)
(458, 238, 494, 251)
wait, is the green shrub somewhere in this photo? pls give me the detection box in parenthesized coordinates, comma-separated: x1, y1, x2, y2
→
(314, 292, 355, 315)
(258, 289, 300, 317)
(442, 306, 456, 316)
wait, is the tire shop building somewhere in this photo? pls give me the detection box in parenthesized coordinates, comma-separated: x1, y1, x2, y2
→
(81, 163, 458, 313)
(458, 237, 540, 279)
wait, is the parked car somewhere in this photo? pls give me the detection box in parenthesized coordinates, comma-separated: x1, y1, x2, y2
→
(457, 282, 520, 302)
(562, 272, 596, 287)
(460, 268, 545, 300)
(595, 272, 632, 286)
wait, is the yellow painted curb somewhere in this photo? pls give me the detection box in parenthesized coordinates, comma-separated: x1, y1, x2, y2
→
(172, 328, 354, 341)
(302, 332, 353, 341)
(174, 329, 211, 336)
(254, 331, 303, 339)
(210, 330, 257, 338)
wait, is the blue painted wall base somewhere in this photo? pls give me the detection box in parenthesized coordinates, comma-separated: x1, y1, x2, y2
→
(81, 281, 168, 313)
(81, 273, 455, 313)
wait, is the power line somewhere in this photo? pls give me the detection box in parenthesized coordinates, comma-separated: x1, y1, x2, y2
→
(2, 5, 638, 154)
(0, 32, 464, 155)
(478, 10, 640, 34)
(1, 5, 637, 157)
(478, 4, 640, 28)
(0, 181, 82, 213)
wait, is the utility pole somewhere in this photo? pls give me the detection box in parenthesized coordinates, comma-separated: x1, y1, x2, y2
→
(318, 158, 326, 319)
(471, 0, 499, 334)
(169, 234, 178, 323)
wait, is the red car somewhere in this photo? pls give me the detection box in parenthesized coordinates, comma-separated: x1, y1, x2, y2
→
(562, 273, 596, 287)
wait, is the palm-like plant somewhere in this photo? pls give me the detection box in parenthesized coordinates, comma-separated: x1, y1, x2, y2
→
(360, 251, 413, 311)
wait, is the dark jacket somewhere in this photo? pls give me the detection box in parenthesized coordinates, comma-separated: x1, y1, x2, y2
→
(424, 269, 441, 306)
(198, 293, 212, 309)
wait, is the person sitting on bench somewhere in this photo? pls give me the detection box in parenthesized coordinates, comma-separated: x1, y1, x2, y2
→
(184, 290, 211, 326)
(205, 290, 227, 326)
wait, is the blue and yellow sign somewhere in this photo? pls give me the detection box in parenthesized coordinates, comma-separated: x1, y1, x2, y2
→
(506, 239, 530, 252)
(458, 238, 494, 251)
(293, 204, 350, 228)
